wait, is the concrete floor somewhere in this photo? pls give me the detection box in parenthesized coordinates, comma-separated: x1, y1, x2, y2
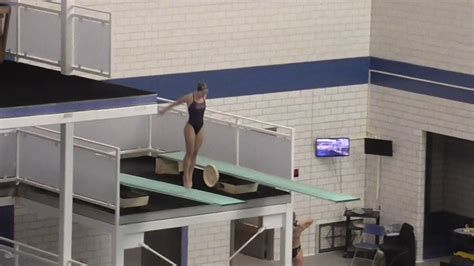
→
(233, 251, 448, 266)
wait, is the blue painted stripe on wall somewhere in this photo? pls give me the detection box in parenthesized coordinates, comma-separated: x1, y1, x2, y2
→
(371, 57, 474, 89)
(371, 72, 474, 104)
(109, 57, 473, 104)
(110, 57, 370, 100)
(0, 95, 157, 119)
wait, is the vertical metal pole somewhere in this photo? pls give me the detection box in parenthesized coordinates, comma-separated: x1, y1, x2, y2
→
(290, 128, 295, 208)
(376, 156, 381, 200)
(108, 12, 112, 76)
(15, 130, 20, 179)
(148, 115, 153, 152)
(14, 244, 19, 266)
(59, 123, 74, 266)
(60, 0, 73, 75)
(279, 205, 292, 266)
(288, 128, 295, 265)
(235, 119, 240, 166)
(290, 128, 295, 181)
(113, 233, 124, 266)
(113, 149, 124, 266)
(229, 221, 235, 266)
(15, 0, 20, 62)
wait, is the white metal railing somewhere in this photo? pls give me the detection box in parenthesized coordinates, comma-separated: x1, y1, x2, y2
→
(155, 96, 294, 177)
(16, 128, 120, 209)
(156, 96, 293, 137)
(140, 243, 176, 266)
(229, 226, 266, 261)
(70, 5, 112, 77)
(369, 69, 474, 91)
(5, 1, 112, 77)
(6, 1, 61, 67)
(19, 178, 115, 209)
(0, 236, 87, 266)
(19, 128, 116, 158)
(35, 126, 119, 152)
(14, 2, 60, 14)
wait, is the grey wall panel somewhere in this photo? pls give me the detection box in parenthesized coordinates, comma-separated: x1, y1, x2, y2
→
(73, 18, 111, 73)
(46, 116, 148, 151)
(19, 7, 60, 62)
(74, 117, 149, 150)
(18, 132, 117, 205)
(195, 121, 237, 163)
(152, 113, 187, 152)
(73, 147, 117, 205)
(239, 129, 291, 178)
(152, 113, 237, 163)
(0, 132, 16, 178)
(5, 6, 17, 53)
(19, 132, 61, 187)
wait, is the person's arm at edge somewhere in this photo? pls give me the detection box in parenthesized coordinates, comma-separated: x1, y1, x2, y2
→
(159, 94, 191, 115)
(298, 219, 314, 232)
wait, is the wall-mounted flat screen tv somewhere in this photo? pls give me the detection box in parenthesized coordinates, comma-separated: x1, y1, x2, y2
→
(315, 138, 350, 157)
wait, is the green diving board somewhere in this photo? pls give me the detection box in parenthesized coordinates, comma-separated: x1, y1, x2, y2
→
(159, 151, 359, 203)
(120, 173, 245, 206)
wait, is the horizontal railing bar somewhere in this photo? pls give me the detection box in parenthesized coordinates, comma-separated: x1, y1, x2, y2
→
(19, 178, 116, 209)
(71, 14, 110, 24)
(156, 96, 293, 131)
(35, 126, 120, 151)
(18, 130, 116, 158)
(16, 3, 61, 14)
(71, 65, 110, 78)
(7, 53, 60, 67)
(369, 69, 474, 91)
(71, 4, 111, 17)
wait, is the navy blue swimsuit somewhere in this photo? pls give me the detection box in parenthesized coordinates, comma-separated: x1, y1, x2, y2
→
(187, 93, 206, 134)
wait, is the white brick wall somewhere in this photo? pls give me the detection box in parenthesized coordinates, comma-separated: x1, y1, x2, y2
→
(366, 85, 474, 261)
(207, 84, 369, 258)
(187, 221, 230, 266)
(371, 0, 474, 74)
(14, 203, 113, 266)
(72, 0, 371, 78)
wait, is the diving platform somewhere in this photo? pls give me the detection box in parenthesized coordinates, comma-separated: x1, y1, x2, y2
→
(159, 151, 359, 203)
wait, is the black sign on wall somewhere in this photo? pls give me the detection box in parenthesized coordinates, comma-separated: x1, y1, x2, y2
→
(364, 138, 393, 156)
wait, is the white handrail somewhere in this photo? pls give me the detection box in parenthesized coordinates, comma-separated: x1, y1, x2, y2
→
(15, 3, 61, 14)
(35, 126, 120, 151)
(158, 97, 291, 130)
(71, 14, 110, 24)
(163, 107, 290, 138)
(0, 237, 56, 258)
(140, 243, 177, 266)
(7, 53, 60, 67)
(0, 177, 18, 183)
(0, 248, 14, 258)
(369, 69, 474, 91)
(0, 237, 87, 265)
(229, 226, 266, 261)
(19, 178, 116, 209)
(156, 96, 293, 131)
(18, 129, 117, 158)
(71, 5, 111, 17)
(44, 0, 61, 5)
